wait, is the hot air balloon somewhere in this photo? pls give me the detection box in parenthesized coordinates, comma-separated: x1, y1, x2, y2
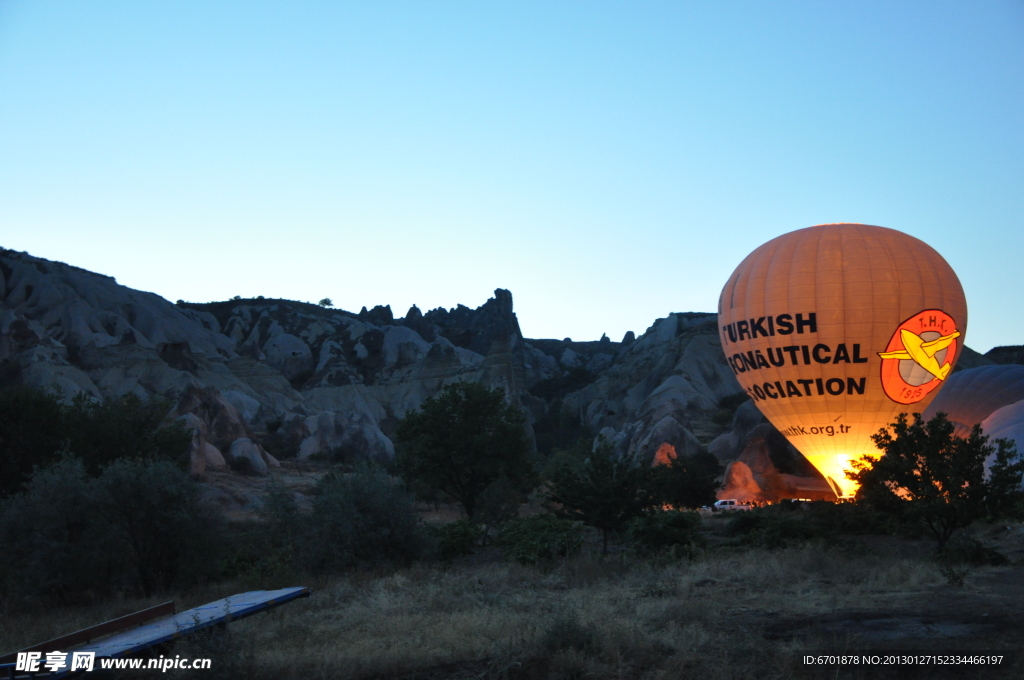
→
(980, 401, 1024, 479)
(921, 365, 1024, 436)
(718, 224, 968, 498)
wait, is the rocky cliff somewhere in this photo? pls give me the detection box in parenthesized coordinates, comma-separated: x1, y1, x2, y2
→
(18, 246, 983, 505)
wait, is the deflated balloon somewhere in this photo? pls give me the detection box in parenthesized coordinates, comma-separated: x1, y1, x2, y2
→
(718, 224, 968, 497)
(922, 365, 1024, 436)
(980, 401, 1024, 469)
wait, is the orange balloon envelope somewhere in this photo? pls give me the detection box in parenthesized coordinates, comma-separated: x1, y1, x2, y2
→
(718, 224, 968, 497)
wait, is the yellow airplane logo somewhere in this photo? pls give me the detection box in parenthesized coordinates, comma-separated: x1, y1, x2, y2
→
(878, 330, 960, 381)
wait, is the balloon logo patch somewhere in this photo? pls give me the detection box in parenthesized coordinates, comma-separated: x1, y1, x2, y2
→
(878, 309, 960, 405)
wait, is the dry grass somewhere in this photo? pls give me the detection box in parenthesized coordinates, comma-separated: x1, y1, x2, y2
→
(5, 533, 1024, 679)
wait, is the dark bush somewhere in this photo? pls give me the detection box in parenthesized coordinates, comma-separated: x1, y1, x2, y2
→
(797, 500, 892, 535)
(405, 477, 448, 509)
(476, 476, 526, 539)
(431, 518, 483, 561)
(931, 534, 1009, 587)
(939, 534, 1009, 567)
(259, 418, 303, 461)
(532, 402, 591, 457)
(725, 509, 822, 549)
(305, 466, 430, 571)
(142, 625, 255, 680)
(224, 482, 303, 586)
(497, 514, 582, 565)
(0, 457, 116, 602)
(725, 502, 894, 549)
(0, 387, 191, 496)
(65, 393, 192, 474)
(97, 458, 221, 596)
(627, 510, 703, 556)
(0, 456, 219, 600)
(541, 611, 596, 652)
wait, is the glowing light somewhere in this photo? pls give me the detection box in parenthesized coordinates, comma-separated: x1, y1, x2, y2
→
(652, 442, 677, 467)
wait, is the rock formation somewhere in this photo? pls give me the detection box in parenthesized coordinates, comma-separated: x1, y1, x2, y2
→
(6, 245, 982, 503)
(984, 345, 1024, 366)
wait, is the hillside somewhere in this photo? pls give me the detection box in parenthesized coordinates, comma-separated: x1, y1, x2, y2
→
(0, 248, 739, 460)
(4, 246, 1018, 506)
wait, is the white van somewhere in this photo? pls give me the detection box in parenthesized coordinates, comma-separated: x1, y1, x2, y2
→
(712, 499, 753, 511)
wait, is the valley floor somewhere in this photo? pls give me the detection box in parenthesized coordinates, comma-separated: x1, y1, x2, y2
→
(3, 521, 1023, 680)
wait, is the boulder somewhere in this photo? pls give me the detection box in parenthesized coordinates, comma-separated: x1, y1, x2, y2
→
(189, 444, 206, 475)
(20, 362, 102, 402)
(707, 431, 740, 463)
(298, 435, 322, 460)
(181, 413, 226, 474)
(717, 424, 834, 502)
(629, 415, 705, 466)
(382, 326, 431, 368)
(262, 333, 314, 381)
(719, 461, 762, 502)
(179, 412, 208, 439)
(201, 441, 227, 468)
(425, 289, 523, 356)
(172, 386, 254, 451)
(222, 390, 261, 424)
(315, 340, 344, 373)
(733, 399, 765, 435)
(227, 438, 269, 475)
(652, 442, 678, 466)
(297, 408, 395, 462)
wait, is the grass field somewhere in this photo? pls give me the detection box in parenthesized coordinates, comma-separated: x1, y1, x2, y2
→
(3, 515, 1023, 680)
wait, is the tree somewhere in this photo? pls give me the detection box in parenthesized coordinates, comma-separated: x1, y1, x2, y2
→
(649, 450, 722, 509)
(850, 412, 1024, 550)
(305, 465, 429, 571)
(0, 387, 71, 497)
(318, 298, 334, 308)
(395, 382, 535, 518)
(64, 392, 191, 475)
(546, 439, 659, 553)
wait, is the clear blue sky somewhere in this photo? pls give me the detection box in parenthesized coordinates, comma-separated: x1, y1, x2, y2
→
(1, 2, 1021, 351)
